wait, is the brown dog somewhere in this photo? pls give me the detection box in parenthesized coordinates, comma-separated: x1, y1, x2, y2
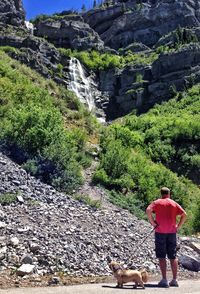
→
(109, 261, 148, 289)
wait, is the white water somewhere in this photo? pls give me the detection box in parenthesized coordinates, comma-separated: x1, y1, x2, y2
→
(68, 57, 95, 112)
(25, 21, 34, 35)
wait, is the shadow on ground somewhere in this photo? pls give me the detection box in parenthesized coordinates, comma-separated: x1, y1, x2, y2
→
(102, 283, 159, 290)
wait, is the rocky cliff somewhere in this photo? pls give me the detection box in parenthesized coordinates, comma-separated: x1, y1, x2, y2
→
(84, 0, 200, 50)
(0, 0, 25, 26)
(1, 0, 200, 119)
(34, 13, 104, 51)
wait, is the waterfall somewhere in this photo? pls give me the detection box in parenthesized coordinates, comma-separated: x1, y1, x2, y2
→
(25, 21, 34, 35)
(68, 57, 96, 112)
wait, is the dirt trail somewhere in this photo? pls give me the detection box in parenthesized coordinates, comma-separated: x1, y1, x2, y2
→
(76, 161, 116, 210)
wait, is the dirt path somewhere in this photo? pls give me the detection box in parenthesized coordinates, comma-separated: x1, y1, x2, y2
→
(77, 161, 116, 210)
(1, 281, 200, 294)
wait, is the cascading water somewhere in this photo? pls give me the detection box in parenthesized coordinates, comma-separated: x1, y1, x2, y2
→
(68, 57, 96, 112)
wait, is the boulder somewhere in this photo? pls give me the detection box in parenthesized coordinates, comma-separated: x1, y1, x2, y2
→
(179, 254, 200, 272)
(0, 0, 25, 26)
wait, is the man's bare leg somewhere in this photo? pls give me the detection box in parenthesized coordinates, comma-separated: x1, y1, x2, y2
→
(170, 258, 178, 280)
(159, 258, 167, 279)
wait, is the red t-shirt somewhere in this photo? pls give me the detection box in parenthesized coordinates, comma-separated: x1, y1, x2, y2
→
(148, 198, 185, 233)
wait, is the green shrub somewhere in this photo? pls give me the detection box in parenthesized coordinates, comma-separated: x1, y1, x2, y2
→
(59, 48, 158, 71)
(100, 140, 131, 179)
(95, 92, 200, 233)
(93, 168, 110, 186)
(74, 194, 101, 209)
(22, 159, 38, 175)
(0, 193, 18, 205)
(109, 190, 146, 219)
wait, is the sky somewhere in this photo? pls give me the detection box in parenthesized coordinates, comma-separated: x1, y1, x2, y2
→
(23, 0, 98, 20)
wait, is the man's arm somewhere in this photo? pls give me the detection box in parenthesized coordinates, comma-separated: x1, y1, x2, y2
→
(176, 211, 187, 231)
(146, 203, 157, 227)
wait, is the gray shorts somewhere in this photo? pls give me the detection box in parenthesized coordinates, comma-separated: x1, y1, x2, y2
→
(155, 232, 177, 259)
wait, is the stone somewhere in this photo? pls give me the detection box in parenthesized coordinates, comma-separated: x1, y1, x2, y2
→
(21, 255, 33, 265)
(16, 264, 35, 276)
(190, 242, 200, 255)
(0, 0, 25, 26)
(17, 195, 24, 203)
(29, 243, 40, 253)
(0, 222, 7, 229)
(10, 237, 19, 246)
(178, 254, 200, 272)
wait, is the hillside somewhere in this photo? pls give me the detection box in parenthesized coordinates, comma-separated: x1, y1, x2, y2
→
(0, 0, 200, 283)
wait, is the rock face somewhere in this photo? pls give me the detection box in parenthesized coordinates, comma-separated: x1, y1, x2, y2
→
(34, 14, 104, 51)
(146, 43, 200, 109)
(0, 24, 60, 79)
(98, 65, 150, 119)
(98, 43, 200, 119)
(84, 0, 200, 50)
(2, 0, 200, 121)
(0, 0, 25, 26)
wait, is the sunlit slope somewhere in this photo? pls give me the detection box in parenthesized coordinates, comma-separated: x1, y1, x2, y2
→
(94, 86, 200, 233)
(0, 49, 99, 193)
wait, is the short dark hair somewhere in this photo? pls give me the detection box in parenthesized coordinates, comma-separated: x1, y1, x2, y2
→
(161, 187, 170, 195)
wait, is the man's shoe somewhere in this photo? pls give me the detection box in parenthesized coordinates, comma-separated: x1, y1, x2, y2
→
(158, 279, 169, 288)
(169, 279, 179, 287)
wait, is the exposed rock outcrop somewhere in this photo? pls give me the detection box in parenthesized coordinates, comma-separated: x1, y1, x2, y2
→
(146, 43, 200, 109)
(34, 14, 104, 51)
(84, 0, 200, 50)
(0, 0, 25, 26)
(98, 43, 200, 119)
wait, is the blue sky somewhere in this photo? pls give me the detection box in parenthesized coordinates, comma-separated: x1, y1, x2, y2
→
(23, 0, 97, 20)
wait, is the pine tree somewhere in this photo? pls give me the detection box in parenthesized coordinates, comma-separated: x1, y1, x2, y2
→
(81, 4, 86, 12)
(93, 0, 97, 8)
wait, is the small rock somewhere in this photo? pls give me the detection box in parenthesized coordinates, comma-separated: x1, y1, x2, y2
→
(21, 255, 33, 265)
(17, 195, 24, 203)
(17, 264, 35, 276)
(10, 237, 20, 246)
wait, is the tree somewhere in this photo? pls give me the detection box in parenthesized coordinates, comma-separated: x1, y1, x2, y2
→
(93, 0, 97, 8)
(81, 4, 86, 12)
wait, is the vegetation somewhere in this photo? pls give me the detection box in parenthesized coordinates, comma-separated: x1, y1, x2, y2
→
(0, 50, 100, 193)
(156, 27, 199, 54)
(59, 48, 158, 71)
(0, 193, 18, 205)
(74, 194, 101, 209)
(30, 12, 78, 25)
(93, 85, 200, 233)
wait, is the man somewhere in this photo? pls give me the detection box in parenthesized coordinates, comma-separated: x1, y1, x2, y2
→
(146, 187, 187, 288)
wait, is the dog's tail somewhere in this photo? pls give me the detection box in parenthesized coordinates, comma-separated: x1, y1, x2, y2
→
(140, 269, 148, 283)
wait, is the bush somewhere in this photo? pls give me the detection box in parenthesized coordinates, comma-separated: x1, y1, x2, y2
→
(74, 194, 101, 209)
(109, 191, 146, 219)
(93, 168, 109, 186)
(100, 140, 131, 179)
(0, 193, 17, 205)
